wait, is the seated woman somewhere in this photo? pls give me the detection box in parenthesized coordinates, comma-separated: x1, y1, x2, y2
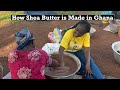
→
(59, 20, 104, 79)
(8, 29, 60, 79)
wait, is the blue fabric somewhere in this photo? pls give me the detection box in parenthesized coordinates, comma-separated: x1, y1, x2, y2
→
(15, 29, 34, 50)
(69, 49, 104, 79)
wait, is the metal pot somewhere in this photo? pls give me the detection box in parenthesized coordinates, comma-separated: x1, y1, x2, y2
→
(45, 52, 81, 79)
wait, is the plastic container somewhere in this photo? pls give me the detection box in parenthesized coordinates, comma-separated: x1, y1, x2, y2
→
(112, 41, 120, 64)
(102, 20, 109, 24)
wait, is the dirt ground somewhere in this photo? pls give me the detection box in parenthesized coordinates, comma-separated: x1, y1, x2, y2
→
(0, 20, 120, 79)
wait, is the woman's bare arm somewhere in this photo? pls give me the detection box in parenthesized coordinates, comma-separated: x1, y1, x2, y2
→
(59, 46, 65, 66)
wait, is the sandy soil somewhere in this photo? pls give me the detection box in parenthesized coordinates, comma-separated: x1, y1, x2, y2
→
(0, 20, 120, 79)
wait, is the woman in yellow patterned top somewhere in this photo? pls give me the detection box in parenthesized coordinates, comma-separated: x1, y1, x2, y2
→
(59, 20, 104, 79)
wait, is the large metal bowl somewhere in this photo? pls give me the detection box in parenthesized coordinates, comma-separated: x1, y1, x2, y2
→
(45, 52, 81, 79)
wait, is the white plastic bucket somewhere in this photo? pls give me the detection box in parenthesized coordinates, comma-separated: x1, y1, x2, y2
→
(112, 41, 120, 64)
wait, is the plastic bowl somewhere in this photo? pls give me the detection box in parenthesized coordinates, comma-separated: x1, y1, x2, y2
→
(112, 41, 120, 64)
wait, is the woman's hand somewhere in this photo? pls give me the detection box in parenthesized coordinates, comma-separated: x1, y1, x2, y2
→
(85, 63, 93, 76)
(84, 47, 93, 76)
(59, 46, 65, 67)
(50, 59, 60, 67)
